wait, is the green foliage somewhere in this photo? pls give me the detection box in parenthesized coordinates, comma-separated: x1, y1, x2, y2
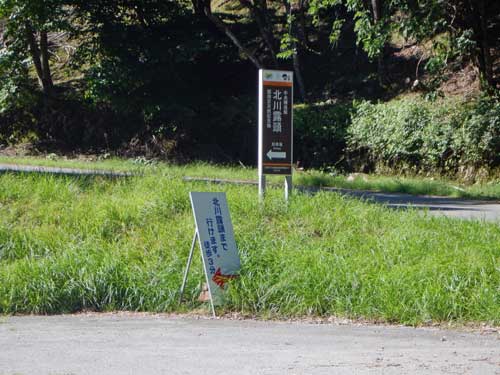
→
(1, 0, 261, 157)
(453, 95, 500, 167)
(347, 95, 500, 173)
(0, 0, 74, 71)
(0, 48, 39, 143)
(0, 165, 499, 324)
(308, 0, 498, 90)
(70, 1, 259, 159)
(277, 32, 297, 60)
(294, 102, 353, 169)
(0, 0, 497, 167)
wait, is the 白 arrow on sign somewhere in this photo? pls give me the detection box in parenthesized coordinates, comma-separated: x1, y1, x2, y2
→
(266, 150, 286, 160)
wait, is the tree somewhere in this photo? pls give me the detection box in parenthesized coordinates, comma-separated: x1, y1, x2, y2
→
(191, 0, 311, 100)
(309, 0, 499, 91)
(0, 0, 73, 97)
(198, 0, 264, 68)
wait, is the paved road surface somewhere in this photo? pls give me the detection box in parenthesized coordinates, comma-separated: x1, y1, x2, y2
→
(0, 314, 498, 375)
(0, 163, 135, 177)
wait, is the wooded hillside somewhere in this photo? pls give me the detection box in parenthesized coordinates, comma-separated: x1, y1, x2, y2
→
(0, 0, 498, 174)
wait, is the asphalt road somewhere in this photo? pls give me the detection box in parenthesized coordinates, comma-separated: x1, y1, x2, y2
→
(0, 163, 135, 177)
(0, 314, 498, 375)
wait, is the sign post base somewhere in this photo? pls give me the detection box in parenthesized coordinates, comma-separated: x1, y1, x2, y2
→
(259, 174, 266, 201)
(285, 175, 292, 201)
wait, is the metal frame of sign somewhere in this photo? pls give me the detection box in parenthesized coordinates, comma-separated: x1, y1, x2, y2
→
(179, 192, 241, 318)
(258, 69, 294, 201)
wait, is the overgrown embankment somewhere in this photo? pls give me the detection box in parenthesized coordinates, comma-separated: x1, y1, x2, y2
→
(0, 165, 498, 325)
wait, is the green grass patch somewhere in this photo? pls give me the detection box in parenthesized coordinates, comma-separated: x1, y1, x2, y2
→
(297, 171, 500, 200)
(1, 156, 500, 200)
(0, 161, 499, 325)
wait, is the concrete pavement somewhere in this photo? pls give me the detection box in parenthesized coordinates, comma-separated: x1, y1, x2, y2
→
(0, 314, 498, 375)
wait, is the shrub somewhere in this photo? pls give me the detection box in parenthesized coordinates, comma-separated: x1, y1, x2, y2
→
(294, 102, 353, 169)
(347, 95, 500, 175)
(452, 95, 500, 168)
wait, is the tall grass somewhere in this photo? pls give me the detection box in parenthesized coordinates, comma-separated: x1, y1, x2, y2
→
(0, 165, 499, 324)
(2, 156, 499, 199)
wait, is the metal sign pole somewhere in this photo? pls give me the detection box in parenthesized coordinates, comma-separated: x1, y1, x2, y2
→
(258, 69, 265, 201)
(259, 174, 266, 201)
(284, 175, 292, 201)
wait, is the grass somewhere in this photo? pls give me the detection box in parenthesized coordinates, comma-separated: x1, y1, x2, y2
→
(297, 171, 500, 200)
(1, 156, 499, 200)
(0, 159, 499, 325)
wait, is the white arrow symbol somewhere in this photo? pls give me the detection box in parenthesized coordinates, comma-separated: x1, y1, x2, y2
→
(267, 150, 286, 160)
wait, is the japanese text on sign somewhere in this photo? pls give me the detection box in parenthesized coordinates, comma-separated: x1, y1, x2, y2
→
(189, 192, 241, 305)
(258, 69, 293, 175)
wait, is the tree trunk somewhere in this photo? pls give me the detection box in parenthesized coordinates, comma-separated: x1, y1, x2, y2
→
(371, 0, 380, 22)
(240, 0, 279, 67)
(297, 0, 310, 49)
(39, 31, 54, 96)
(25, 23, 53, 96)
(477, 0, 494, 89)
(371, 0, 384, 86)
(466, 0, 495, 91)
(258, 0, 279, 57)
(293, 52, 307, 102)
(284, 1, 307, 102)
(25, 24, 44, 86)
(202, 0, 262, 68)
(191, 0, 205, 17)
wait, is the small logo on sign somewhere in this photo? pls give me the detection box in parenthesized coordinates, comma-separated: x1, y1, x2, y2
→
(265, 72, 273, 79)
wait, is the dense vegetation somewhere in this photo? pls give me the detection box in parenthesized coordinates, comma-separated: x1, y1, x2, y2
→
(0, 164, 499, 324)
(0, 0, 498, 176)
(294, 95, 500, 177)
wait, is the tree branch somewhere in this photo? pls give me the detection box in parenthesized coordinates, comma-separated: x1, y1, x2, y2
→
(202, 0, 262, 68)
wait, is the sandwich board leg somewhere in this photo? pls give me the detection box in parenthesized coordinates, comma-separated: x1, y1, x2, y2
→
(203, 270, 217, 319)
(179, 230, 217, 318)
(179, 230, 198, 303)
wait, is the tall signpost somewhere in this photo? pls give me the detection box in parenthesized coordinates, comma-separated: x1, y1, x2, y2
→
(258, 69, 294, 201)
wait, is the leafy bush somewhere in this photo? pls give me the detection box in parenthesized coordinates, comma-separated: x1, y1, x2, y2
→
(452, 96, 500, 168)
(294, 102, 353, 169)
(347, 95, 500, 175)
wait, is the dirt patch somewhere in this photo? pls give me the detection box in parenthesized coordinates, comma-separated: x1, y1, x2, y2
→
(440, 62, 481, 97)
